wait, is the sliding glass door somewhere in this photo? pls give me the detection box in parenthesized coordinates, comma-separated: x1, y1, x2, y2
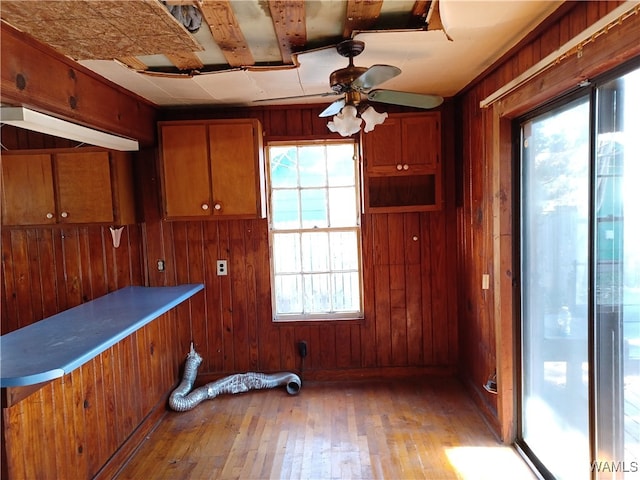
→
(519, 63, 640, 479)
(593, 66, 640, 478)
(521, 96, 591, 478)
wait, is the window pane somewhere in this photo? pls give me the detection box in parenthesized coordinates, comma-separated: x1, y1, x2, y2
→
(270, 146, 298, 188)
(327, 144, 356, 187)
(521, 97, 590, 479)
(329, 187, 357, 227)
(300, 188, 328, 228)
(301, 232, 329, 272)
(303, 273, 331, 311)
(275, 274, 303, 314)
(332, 272, 360, 311)
(272, 190, 300, 229)
(299, 146, 327, 187)
(273, 233, 300, 273)
(330, 231, 359, 270)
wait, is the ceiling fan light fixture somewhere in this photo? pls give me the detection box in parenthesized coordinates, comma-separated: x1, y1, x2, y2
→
(361, 106, 387, 133)
(327, 105, 362, 137)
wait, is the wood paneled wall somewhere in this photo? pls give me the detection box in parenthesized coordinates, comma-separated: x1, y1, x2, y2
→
(1, 225, 144, 333)
(455, 0, 637, 438)
(2, 307, 190, 480)
(142, 102, 459, 380)
(1, 107, 459, 376)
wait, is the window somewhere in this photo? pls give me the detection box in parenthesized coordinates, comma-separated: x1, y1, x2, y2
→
(267, 141, 363, 321)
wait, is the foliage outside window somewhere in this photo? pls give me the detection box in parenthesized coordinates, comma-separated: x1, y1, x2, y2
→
(267, 141, 363, 321)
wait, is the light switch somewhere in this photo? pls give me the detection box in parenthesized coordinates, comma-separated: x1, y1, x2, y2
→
(482, 274, 490, 290)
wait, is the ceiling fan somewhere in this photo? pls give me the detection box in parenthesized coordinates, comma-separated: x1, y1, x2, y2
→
(257, 39, 443, 136)
(316, 39, 443, 118)
(258, 39, 443, 116)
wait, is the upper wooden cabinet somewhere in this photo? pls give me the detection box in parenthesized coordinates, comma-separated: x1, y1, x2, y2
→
(362, 112, 442, 213)
(1, 148, 136, 226)
(158, 119, 265, 220)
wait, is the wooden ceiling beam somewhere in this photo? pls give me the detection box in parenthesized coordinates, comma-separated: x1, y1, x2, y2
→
(198, 0, 254, 67)
(165, 52, 205, 71)
(268, 1, 306, 65)
(411, 1, 431, 26)
(343, 0, 384, 38)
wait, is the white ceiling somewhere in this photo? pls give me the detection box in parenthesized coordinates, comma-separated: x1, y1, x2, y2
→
(1, 1, 565, 109)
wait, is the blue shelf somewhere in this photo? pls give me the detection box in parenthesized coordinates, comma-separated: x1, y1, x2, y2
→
(1, 284, 204, 387)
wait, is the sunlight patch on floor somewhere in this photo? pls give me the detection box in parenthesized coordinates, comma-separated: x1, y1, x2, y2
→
(445, 446, 537, 480)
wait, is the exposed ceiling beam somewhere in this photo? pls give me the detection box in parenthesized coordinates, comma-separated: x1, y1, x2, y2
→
(412, 0, 431, 17)
(165, 52, 204, 71)
(343, 0, 383, 38)
(199, 0, 255, 67)
(268, 1, 306, 65)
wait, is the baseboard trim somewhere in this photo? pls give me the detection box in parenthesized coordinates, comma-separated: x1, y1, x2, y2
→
(460, 374, 501, 441)
(196, 365, 456, 385)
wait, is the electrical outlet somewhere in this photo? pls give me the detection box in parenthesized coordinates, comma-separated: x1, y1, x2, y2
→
(298, 341, 307, 358)
(217, 260, 228, 276)
(157, 259, 165, 272)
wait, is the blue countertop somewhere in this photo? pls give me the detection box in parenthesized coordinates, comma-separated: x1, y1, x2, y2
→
(1, 284, 204, 387)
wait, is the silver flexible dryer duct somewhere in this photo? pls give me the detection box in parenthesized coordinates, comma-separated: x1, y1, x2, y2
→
(169, 343, 302, 412)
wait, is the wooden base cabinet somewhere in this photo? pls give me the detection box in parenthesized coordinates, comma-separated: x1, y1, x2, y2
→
(1, 148, 136, 226)
(362, 112, 442, 213)
(158, 119, 265, 220)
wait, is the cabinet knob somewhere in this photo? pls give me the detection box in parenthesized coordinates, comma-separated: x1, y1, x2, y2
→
(403, 164, 409, 170)
(201, 204, 209, 211)
(412, 236, 418, 241)
(214, 203, 222, 211)
(60, 211, 69, 218)
(46, 213, 54, 219)
(396, 164, 403, 171)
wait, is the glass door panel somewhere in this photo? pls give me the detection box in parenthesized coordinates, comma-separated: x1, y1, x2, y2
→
(594, 66, 640, 478)
(521, 97, 591, 479)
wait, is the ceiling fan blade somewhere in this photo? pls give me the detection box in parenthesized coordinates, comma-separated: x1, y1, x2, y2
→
(254, 91, 339, 103)
(352, 65, 401, 91)
(367, 90, 444, 109)
(319, 98, 346, 117)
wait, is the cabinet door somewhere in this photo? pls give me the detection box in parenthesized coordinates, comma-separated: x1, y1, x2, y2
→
(55, 151, 113, 223)
(1, 153, 56, 225)
(160, 124, 212, 218)
(363, 118, 403, 174)
(209, 122, 261, 217)
(402, 114, 440, 171)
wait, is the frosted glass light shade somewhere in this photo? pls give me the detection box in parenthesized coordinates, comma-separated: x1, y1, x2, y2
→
(361, 106, 388, 132)
(327, 105, 362, 137)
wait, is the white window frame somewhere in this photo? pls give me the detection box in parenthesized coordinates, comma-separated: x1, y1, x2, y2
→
(266, 139, 363, 322)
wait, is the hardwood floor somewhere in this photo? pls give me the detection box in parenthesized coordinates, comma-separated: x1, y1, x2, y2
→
(114, 377, 535, 479)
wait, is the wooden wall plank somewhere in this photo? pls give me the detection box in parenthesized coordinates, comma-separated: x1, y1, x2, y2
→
(204, 221, 224, 372)
(244, 219, 261, 371)
(9, 230, 33, 329)
(230, 220, 250, 371)
(187, 221, 207, 361)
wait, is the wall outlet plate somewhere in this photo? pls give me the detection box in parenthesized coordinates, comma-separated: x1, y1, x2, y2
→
(217, 260, 228, 276)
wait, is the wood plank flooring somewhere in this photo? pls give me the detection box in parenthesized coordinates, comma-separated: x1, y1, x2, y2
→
(114, 377, 535, 479)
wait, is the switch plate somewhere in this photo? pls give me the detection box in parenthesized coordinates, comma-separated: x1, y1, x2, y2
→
(482, 274, 490, 290)
(217, 260, 228, 276)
